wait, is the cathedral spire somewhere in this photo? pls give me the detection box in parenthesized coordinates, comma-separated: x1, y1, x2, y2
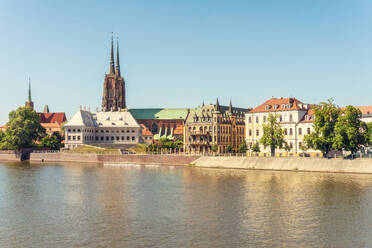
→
(216, 98, 220, 111)
(109, 33, 115, 74)
(115, 37, 121, 77)
(28, 77, 32, 102)
(25, 77, 34, 110)
(229, 99, 233, 113)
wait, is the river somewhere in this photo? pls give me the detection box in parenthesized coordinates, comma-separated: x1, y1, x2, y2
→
(1, 162, 372, 248)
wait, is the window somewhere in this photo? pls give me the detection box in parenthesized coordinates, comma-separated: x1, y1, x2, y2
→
(289, 114, 293, 122)
(126, 130, 130, 133)
(132, 136, 135, 141)
(68, 136, 71, 140)
(106, 130, 109, 133)
(280, 115, 283, 122)
(77, 129, 81, 132)
(73, 129, 76, 132)
(68, 129, 71, 132)
(95, 137, 99, 141)
(299, 142, 302, 148)
(106, 137, 109, 141)
(77, 136, 80, 141)
(307, 128, 311, 134)
(111, 136, 114, 141)
(248, 117, 252, 123)
(298, 128, 302, 135)
(263, 116, 267, 122)
(249, 130, 252, 136)
(116, 136, 120, 141)
(290, 142, 293, 149)
(256, 116, 259, 123)
(101, 136, 104, 141)
(289, 128, 293, 136)
(284, 129, 287, 135)
(256, 130, 259, 136)
(121, 136, 124, 140)
(127, 136, 130, 140)
(132, 130, 135, 133)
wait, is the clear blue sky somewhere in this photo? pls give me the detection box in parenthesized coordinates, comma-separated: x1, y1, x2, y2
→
(1, 0, 372, 124)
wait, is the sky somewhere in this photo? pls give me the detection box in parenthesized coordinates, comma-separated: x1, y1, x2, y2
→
(1, 0, 372, 124)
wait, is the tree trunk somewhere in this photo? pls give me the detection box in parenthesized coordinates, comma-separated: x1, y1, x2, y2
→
(270, 146, 275, 157)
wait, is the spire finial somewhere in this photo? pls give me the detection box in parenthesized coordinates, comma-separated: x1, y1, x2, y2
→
(115, 36, 121, 77)
(216, 97, 220, 111)
(28, 77, 32, 102)
(109, 32, 115, 74)
(229, 99, 232, 112)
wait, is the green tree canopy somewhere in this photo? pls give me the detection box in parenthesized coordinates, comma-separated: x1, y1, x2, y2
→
(211, 145, 218, 153)
(226, 144, 233, 153)
(238, 140, 248, 153)
(39, 132, 63, 150)
(251, 142, 260, 153)
(304, 99, 341, 157)
(366, 122, 372, 146)
(0, 106, 45, 150)
(260, 113, 285, 156)
(333, 106, 366, 154)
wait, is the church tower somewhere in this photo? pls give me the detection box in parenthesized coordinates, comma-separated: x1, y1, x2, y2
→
(25, 78, 34, 110)
(102, 35, 126, 111)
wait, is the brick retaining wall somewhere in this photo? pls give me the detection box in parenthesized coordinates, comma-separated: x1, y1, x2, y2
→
(0, 151, 21, 161)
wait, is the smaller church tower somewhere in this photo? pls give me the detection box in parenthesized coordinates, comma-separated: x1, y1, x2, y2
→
(25, 77, 34, 110)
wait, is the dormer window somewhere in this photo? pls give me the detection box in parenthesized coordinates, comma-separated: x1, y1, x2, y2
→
(106, 117, 110, 120)
(265, 105, 271, 110)
(282, 104, 286, 109)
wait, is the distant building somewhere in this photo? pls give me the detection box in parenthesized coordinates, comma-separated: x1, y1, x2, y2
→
(129, 108, 189, 141)
(39, 105, 67, 135)
(184, 99, 249, 154)
(25, 78, 34, 110)
(355, 106, 372, 123)
(64, 108, 141, 149)
(140, 124, 154, 144)
(245, 97, 320, 155)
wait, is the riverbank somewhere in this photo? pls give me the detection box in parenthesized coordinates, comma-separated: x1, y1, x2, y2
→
(191, 156, 372, 174)
(29, 152, 200, 166)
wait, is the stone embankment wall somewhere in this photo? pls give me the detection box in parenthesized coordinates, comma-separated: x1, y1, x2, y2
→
(192, 157, 372, 173)
(30, 152, 200, 166)
(0, 151, 21, 161)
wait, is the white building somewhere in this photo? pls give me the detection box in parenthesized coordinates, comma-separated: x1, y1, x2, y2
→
(245, 97, 320, 156)
(356, 106, 372, 123)
(65, 108, 141, 149)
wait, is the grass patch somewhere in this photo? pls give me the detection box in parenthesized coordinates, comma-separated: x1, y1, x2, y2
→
(127, 144, 147, 154)
(66, 145, 120, 155)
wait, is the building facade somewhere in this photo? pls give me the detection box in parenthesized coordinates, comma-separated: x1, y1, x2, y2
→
(184, 100, 249, 154)
(129, 108, 189, 141)
(245, 97, 320, 155)
(64, 108, 141, 149)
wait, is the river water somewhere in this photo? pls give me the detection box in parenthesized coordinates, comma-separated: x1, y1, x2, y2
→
(1, 162, 372, 248)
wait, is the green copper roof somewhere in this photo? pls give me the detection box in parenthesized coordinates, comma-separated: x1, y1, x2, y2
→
(129, 108, 190, 120)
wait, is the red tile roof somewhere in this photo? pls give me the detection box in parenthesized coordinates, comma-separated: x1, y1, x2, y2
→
(250, 97, 308, 113)
(140, 124, 153, 136)
(39, 112, 66, 124)
(355, 106, 372, 115)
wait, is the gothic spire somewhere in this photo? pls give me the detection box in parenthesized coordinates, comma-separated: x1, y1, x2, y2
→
(216, 98, 220, 111)
(115, 37, 121, 77)
(229, 99, 232, 112)
(28, 77, 32, 102)
(109, 33, 115, 74)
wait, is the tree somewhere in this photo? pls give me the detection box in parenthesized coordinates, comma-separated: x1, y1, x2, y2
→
(251, 142, 260, 153)
(0, 106, 45, 150)
(366, 122, 372, 146)
(226, 144, 233, 153)
(333, 106, 366, 154)
(211, 145, 218, 153)
(39, 133, 62, 150)
(260, 113, 285, 156)
(238, 140, 248, 153)
(304, 99, 340, 157)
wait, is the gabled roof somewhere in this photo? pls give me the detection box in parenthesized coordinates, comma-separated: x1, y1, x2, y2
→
(129, 108, 190, 120)
(250, 97, 308, 113)
(39, 112, 66, 124)
(174, 125, 183, 135)
(355, 106, 372, 116)
(140, 124, 153, 136)
(65, 110, 140, 128)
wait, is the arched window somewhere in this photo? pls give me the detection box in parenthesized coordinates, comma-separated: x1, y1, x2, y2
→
(289, 128, 293, 136)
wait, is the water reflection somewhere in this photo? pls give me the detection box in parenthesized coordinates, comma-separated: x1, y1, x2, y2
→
(1, 162, 372, 247)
